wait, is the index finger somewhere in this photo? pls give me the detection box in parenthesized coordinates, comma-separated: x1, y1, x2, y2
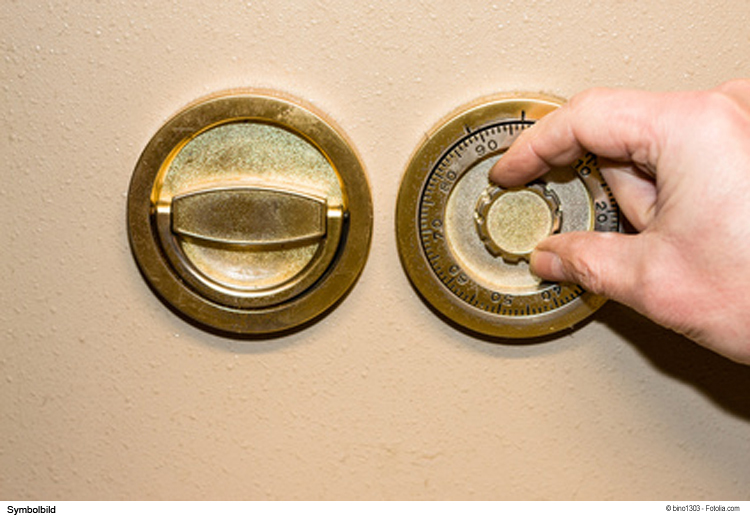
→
(489, 87, 665, 187)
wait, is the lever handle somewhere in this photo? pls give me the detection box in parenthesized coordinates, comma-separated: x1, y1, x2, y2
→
(171, 187, 328, 248)
(156, 184, 344, 309)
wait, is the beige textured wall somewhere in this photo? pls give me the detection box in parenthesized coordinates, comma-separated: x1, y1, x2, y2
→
(3, 0, 750, 500)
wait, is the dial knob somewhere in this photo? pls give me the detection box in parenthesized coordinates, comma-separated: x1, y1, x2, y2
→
(475, 181, 562, 263)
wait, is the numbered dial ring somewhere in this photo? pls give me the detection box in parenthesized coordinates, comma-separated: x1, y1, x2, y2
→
(396, 94, 621, 339)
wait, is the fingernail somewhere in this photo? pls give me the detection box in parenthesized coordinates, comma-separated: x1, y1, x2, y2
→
(530, 250, 565, 281)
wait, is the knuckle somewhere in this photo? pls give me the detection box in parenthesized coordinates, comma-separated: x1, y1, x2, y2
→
(635, 262, 669, 312)
(630, 242, 694, 332)
(716, 78, 750, 95)
(569, 87, 613, 109)
(701, 89, 749, 130)
(562, 249, 607, 296)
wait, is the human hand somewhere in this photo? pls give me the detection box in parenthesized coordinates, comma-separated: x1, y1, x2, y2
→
(489, 81, 750, 363)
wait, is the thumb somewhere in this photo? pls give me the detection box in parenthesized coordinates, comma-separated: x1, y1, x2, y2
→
(531, 231, 644, 307)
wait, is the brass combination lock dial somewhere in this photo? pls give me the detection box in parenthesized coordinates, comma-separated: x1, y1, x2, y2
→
(396, 94, 621, 338)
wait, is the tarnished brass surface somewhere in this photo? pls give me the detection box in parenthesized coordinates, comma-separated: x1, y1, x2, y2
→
(128, 90, 372, 335)
(475, 182, 562, 262)
(396, 94, 621, 339)
(171, 187, 328, 248)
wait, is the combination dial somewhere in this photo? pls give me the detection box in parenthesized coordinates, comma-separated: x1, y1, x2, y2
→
(396, 94, 620, 338)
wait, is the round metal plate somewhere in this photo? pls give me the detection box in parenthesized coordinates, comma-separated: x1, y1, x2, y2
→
(128, 89, 373, 335)
(396, 94, 621, 339)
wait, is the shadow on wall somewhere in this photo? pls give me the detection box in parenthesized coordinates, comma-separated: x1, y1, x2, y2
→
(598, 303, 750, 422)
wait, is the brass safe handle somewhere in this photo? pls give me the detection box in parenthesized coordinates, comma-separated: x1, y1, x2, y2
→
(171, 187, 331, 249)
(156, 186, 344, 310)
(127, 90, 372, 335)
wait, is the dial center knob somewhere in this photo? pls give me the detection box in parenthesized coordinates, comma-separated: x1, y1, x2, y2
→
(475, 182, 562, 263)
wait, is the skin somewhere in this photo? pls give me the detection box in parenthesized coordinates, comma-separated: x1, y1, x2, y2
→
(489, 80, 750, 364)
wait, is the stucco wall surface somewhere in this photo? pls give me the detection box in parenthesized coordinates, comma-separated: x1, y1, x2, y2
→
(2, 0, 750, 499)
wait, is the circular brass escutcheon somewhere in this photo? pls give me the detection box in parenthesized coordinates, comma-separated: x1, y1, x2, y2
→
(396, 94, 621, 339)
(128, 90, 373, 335)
